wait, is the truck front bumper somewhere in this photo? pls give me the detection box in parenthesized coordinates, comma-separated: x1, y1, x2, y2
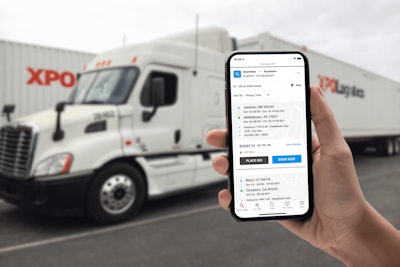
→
(0, 171, 93, 216)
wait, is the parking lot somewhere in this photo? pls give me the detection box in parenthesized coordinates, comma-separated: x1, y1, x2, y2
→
(1, 151, 399, 267)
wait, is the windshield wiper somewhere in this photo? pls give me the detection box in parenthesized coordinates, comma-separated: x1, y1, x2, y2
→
(83, 100, 107, 104)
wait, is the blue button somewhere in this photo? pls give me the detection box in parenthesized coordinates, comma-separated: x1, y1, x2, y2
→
(272, 155, 302, 164)
(233, 70, 241, 78)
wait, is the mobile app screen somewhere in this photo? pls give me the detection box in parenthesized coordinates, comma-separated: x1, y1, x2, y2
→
(228, 52, 311, 219)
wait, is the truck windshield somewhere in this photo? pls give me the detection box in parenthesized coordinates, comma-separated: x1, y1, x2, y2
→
(70, 67, 139, 104)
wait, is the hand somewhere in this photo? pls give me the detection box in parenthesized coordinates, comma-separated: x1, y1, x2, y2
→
(206, 85, 400, 266)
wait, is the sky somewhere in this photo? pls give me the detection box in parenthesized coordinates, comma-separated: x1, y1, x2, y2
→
(1, 0, 399, 82)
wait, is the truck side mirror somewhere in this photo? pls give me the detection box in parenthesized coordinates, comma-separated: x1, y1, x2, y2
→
(2, 104, 16, 123)
(55, 101, 67, 113)
(53, 101, 69, 141)
(143, 77, 166, 122)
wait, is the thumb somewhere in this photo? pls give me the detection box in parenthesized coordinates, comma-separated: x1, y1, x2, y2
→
(310, 85, 345, 146)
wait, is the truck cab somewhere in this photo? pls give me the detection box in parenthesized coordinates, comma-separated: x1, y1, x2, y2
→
(0, 27, 231, 224)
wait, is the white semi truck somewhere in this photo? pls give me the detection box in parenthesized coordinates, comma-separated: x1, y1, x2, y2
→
(0, 40, 95, 126)
(0, 27, 229, 224)
(0, 27, 399, 224)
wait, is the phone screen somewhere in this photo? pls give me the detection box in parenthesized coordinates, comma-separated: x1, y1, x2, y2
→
(226, 51, 313, 221)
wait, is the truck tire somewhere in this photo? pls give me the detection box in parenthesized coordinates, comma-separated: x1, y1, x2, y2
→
(394, 138, 400, 155)
(379, 138, 394, 157)
(86, 162, 145, 225)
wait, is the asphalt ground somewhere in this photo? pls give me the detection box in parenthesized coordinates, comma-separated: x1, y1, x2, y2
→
(0, 150, 399, 267)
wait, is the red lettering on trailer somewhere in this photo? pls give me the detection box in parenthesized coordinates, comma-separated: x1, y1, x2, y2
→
(27, 68, 44, 85)
(26, 67, 76, 88)
(45, 70, 60, 85)
(318, 75, 338, 93)
(318, 74, 365, 99)
(60, 72, 75, 87)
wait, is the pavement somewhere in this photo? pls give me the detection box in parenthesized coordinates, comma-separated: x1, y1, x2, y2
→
(0, 150, 399, 267)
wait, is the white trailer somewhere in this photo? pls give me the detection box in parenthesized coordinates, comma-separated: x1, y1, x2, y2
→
(0, 40, 95, 126)
(0, 27, 228, 224)
(238, 33, 400, 156)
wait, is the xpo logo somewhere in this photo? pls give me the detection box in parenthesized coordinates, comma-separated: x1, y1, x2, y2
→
(27, 67, 76, 88)
(318, 74, 365, 99)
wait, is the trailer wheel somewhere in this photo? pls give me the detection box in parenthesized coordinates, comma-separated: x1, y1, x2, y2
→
(86, 162, 145, 225)
(379, 138, 394, 157)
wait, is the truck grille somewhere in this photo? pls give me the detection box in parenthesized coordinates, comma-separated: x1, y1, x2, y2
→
(0, 124, 37, 179)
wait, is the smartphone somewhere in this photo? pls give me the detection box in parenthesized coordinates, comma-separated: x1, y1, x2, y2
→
(225, 51, 313, 221)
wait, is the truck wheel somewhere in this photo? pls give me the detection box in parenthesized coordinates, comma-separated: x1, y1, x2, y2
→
(379, 138, 394, 157)
(394, 138, 400, 155)
(86, 162, 145, 225)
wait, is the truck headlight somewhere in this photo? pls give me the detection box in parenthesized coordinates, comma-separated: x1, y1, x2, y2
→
(34, 153, 73, 176)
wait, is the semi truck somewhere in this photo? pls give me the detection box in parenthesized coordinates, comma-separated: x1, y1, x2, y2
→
(0, 40, 95, 126)
(0, 27, 229, 224)
(0, 27, 399, 224)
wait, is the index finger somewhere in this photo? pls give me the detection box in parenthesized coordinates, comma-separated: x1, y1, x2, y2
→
(310, 85, 345, 146)
(206, 129, 227, 148)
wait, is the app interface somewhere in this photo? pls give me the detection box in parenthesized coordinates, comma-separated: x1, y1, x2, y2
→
(228, 53, 310, 218)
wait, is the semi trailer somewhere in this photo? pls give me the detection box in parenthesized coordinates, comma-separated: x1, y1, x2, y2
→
(238, 33, 400, 156)
(0, 40, 95, 126)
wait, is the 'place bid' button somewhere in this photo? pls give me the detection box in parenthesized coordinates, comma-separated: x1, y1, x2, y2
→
(240, 156, 269, 165)
(272, 155, 302, 164)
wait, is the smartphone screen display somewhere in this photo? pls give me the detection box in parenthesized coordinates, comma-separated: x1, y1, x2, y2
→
(226, 51, 313, 221)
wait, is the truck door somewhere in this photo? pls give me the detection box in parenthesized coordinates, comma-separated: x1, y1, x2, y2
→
(134, 66, 184, 153)
(132, 66, 195, 191)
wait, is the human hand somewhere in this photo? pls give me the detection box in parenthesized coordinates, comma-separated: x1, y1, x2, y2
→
(206, 85, 400, 266)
